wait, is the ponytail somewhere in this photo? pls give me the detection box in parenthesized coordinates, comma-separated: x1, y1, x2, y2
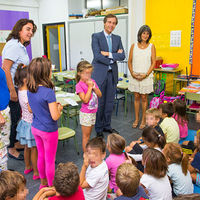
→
(14, 63, 27, 88)
(142, 127, 166, 149)
(163, 143, 189, 175)
(181, 152, 189, 176)
(157, 133, 166, 149)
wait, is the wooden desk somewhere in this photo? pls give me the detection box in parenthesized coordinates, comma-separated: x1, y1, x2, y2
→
(154, 68, 182, 96)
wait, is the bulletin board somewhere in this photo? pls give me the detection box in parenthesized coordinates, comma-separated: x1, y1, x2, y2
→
(0, 10, 32, 67)
(190, 0, 200, 75)
(0, 30, 10, 56)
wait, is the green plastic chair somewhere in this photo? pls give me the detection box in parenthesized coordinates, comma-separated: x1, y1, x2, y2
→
(58, 112, 79, 155)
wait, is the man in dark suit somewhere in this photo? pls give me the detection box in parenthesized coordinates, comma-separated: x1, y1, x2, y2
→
(91, 14, 125, 137)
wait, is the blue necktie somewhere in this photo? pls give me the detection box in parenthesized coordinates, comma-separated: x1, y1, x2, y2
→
(107, 35, 112, 53)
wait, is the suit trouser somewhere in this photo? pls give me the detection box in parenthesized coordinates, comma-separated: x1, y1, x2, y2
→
(95, 71, 116, 132)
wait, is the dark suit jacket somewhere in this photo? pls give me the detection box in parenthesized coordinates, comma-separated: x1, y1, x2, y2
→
(91, 31, 125, 86)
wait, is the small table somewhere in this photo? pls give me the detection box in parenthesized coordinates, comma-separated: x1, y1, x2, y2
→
(154, 68, 182, 96)
(56, 91, 81, 127)
(53, 71, 76, 92)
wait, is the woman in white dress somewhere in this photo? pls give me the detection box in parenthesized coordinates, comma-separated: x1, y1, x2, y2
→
(128, 25, 156, 129)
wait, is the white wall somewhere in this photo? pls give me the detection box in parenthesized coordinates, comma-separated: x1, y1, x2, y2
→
(37, 0, 69, 66)
(0, 0, 42, 58)
(68, 0, 85, 15)
(128, 0, 146, 50)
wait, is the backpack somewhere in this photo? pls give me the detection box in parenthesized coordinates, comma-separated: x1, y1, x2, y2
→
(150, 91, 165, 108)
(153, 79, 166, 97)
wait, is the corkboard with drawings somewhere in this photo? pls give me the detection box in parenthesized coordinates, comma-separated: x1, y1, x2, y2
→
(0, 30, 10, 56)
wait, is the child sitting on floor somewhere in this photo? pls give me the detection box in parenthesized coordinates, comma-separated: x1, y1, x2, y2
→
(162, 143, 193, 196)
(106, 133, 133, 197)
(126, 127, 166, 172)
(188, 130, 200, 186)
(140, 148, 172, 200)
(160, 102, 179, 143)
(80, 137, 109, 200)
(146, 108, 164, 136)
(33, 162, 85, 200)
(173, 99, 188, 139)
(0, 170, 28, 200)
(115, 163, 149, 200)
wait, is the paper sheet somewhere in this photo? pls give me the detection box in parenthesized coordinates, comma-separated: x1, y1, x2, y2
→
(56, 93, 75, 98)
(64, 98, 78, 106)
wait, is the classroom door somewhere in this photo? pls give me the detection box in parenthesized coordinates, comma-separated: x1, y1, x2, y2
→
(46, 24, 66, 71)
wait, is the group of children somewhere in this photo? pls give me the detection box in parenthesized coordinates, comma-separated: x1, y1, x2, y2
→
(0, 57, 63, 191)
(1, 58, 200, 200)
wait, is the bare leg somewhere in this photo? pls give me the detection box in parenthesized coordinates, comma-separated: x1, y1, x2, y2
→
(8, 147, 20, 157)
(24, 145, 31, 170)
(81, 125, 93, 152)
(133, 92, 140, 128)
(140, 94, 148, 129)
(41, 178, 48, 186)
(31, 147, 39, 176)
(191, 173, 197, 183)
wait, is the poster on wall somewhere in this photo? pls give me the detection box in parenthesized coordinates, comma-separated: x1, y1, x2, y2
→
(0, 10, 32, 67)
(0, 30, 11, 56)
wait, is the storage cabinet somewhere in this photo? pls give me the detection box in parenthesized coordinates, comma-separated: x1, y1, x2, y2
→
(68, 15, 128, 70)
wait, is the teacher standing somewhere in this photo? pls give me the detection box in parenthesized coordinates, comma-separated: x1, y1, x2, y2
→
(128, 25, 156, 130)
(2, 19, 37, 160)
(92, 14, 125, 137)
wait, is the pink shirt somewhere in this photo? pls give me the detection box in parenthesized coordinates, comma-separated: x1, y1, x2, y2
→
(105, 153, 126, 192)
(173, 114, 188, 138)
(18, 90, 32, 123)
(76, 79, 99, 113)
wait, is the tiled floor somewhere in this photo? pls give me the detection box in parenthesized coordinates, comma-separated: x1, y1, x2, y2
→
(7, 94, 200, 199)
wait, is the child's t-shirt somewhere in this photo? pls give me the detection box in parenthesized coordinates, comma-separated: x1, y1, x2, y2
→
(115, 186, 149, 200)
(84, 160, 109, 200)
(49, 186, 85, 200)
(105, 153, 126, 192)
(76, 79, 99, 113)
(172, 114, 188, 139)
(140, 174, 172, 200)
(191, 151, 200, 171)
(167, 163, 193, 195)
(0, 68, 10, 111)
(160, 117, 179, 143)
(18, 90, 33, 123)
(28, 86, 58, 132)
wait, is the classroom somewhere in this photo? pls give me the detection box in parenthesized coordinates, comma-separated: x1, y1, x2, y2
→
(0, 0, 200, 199)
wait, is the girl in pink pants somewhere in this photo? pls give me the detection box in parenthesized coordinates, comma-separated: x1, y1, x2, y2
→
(27, 57, 63, 189)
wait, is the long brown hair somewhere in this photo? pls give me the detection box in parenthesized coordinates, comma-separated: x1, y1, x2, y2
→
(173, 99, 188, 125)
(6, 18, 37, 46)
(27, 57, 54, 93)
(107, 133, 125, 155)
(76, 60, 93, 83)
(163, 143, 189, 176)
(143, 148, 168, 178)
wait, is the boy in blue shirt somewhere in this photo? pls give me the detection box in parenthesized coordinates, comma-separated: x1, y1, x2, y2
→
(115, 163, 149, 200)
